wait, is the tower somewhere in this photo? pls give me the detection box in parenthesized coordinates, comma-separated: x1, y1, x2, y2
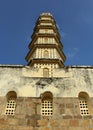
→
(25, 13, 66, 77)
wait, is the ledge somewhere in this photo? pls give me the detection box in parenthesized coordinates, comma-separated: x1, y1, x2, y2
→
(0, 64, 24, 68)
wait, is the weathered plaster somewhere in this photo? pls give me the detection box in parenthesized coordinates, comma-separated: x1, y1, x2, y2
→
(0, 65, 93, 97)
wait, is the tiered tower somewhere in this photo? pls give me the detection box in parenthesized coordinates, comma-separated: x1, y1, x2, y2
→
(25, 13, 66, 77)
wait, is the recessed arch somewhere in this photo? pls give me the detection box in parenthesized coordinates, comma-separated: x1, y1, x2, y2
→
(42, 91, 53, 101)
(44, 50, 49, 58)
(43, 68, 49, 77)
(78, 91, 89, 99)
(78, 91, 89, 116)
(41, 91, 53, 117)
(5, 91, 17, 116)
(44, 37, 48, 43)
(6, 91, 17, 101)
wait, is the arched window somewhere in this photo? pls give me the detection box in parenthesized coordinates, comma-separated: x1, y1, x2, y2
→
(45, 29, 48, 33)
(43, 68, 49, 77)
(44, 50, 49, 58)
(44, 37, 48, 43)
(5, 91, 17, 116)
(79, 92, 89, 116)
(41, 92, 53, 117)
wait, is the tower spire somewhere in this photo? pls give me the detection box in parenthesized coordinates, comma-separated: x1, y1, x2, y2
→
(25, 13, 66, 76)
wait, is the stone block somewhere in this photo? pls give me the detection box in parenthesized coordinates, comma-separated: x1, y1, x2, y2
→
(37, 104, 41, 115)
(43, 127, 50, 130)
(50, 119, 59, 126)
(63, 115, 72, 119)
(60, 109, 65, 114)
(15, 114, 25, 119)
(69, 127, 89, 130)
(90, 128, 93, 130)
(29, 102, 35, 108)
(61, 119, 69, 126)
(17, 126, 33, 130)
(8, 118, 18, 125)
(65, 108, 72, 115)
(32, 99, 41, 104)
(18, 119, 27, 125)
(79, 119, 90, 126)
(74, 115, 82, 119)
(0, 125, 7, 130)
(91, 119, 93, 126)
(59, 103, 65, 108)
(0, 119, 8, 125)
(58, 127, 68, 130)
(27, 119, 36, 126)
(66, 103, 74, 108)
(37, 119, 48, 126)
(69, 119, 79, 126)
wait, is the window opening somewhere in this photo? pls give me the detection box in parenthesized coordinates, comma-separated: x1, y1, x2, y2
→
(79, 92, 89, 116)
(5, 91, 17, 116)
(79, 99, 89, 115)
(45, 29, 48, 33)
(44, 37, 48, 43)
(44, 50, 49, 58)
(43, 68, 49, 77)
(5, 98, 16, 116)
(41, 92, 53, 117)
(42, 100, 53, 116)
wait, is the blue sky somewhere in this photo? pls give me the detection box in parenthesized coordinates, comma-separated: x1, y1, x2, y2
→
(0, 0, 93, 66)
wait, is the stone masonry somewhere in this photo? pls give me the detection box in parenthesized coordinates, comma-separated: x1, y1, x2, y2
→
(0, 65, 93, 129)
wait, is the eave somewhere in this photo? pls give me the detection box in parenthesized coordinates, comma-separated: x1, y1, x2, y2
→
(28, 58, 64, 68)
(25, 44, 66, 63)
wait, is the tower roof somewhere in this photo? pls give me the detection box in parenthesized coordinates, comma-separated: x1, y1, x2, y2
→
(40, 12, 53, 16)
(25, 13, 66, 68)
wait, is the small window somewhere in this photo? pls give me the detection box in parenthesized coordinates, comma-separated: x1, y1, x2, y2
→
(43, 68, 49, 77)
(41, 92, 53, 117)
(44, 50, 49, 58)
(5, 91, 17, 116)
(45, 29, 48, 33)
(79, 92, 89, 116)
(44, 37, 48, 43)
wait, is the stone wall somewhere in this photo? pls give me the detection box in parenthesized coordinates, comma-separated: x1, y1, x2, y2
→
(0, 97, 92, 130)
(0, 65, 93, 97)
(0, 65, 93, 129)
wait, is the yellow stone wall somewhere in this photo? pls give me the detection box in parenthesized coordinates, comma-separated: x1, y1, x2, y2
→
(0, 65, 93, 129)
(0, 97, 92, 130)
